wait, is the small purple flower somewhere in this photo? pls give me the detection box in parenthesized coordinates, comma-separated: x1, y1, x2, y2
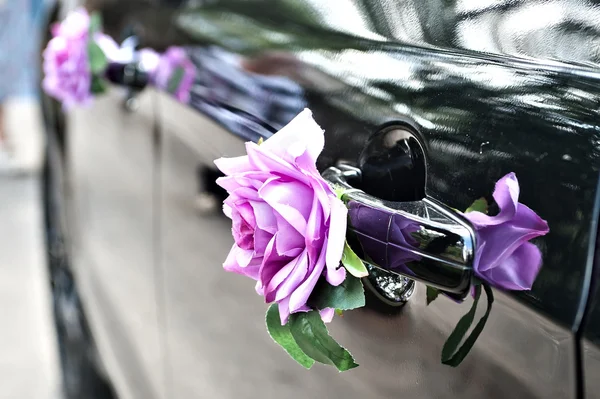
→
(153, 47, 196, 103)
(214, 109, 347, 325)
(463, 173, 549, 290)
(43, 8, 93, 108)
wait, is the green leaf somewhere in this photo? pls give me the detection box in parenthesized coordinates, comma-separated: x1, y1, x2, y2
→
(167, 66, 185, 94)
(426, 286, 439, 305)
(341, 241, 368, 278)
(465, 198, 488, 214)
(265, 305, 314, 369)
(289, 311, 358, 371)
(87, 41, 108, 75)
(88, 12, 102, 35)
(90, 75, 107, 94)
(308, 275, 365, 311)
(441, 284, 494, 367)
(333, 185, 347, 200)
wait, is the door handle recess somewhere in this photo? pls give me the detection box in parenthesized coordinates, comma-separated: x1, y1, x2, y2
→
(323, 164, 476, 298)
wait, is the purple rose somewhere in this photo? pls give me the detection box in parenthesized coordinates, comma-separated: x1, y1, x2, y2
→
(153, 47, 196, 103)
(214, 109, 348, 325)
(42, 8, 93, 109)
(463, 173, 549, 290)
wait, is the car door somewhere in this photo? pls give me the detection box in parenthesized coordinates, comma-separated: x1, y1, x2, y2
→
(583, 237, 600, 399)
(66, 2, 166, 398)
(157, 1, 599, 398)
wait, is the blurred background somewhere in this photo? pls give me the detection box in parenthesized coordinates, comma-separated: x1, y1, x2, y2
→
(0, 0, 61, 397)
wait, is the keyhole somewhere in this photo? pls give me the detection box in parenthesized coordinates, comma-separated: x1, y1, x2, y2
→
(357, 125, 426, 202)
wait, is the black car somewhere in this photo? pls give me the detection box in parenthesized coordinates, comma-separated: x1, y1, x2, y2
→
(42, 0, 600, 398)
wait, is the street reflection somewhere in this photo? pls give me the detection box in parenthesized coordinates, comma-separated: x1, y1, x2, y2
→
(186, 46, 306, 142)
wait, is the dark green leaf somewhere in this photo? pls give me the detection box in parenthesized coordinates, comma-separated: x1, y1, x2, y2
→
(465, 198, 488, 214)
(441, 285, 480, 362)
(265, 305, 314, 369)
(289, 311, 358, 372)
(89, 12, 102, 35)
(341, 242, 368, 278)
(426, 286, 439, 305)
(90, 75, 107, 94)
(87, 41, 108, 75)
(308, 275, 365, 311)
(167, 67, 185, 94)
(441, 284, 494, 367)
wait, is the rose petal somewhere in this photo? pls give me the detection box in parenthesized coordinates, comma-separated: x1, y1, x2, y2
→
(259, 235, 286, 290)
(476, 203, 549, 273)
(288, 237, 328, 312)
(465, 172, 520, 228)
(274, 214, 305, 256)
(273, 251, 309, 302)
(245, 142, 309, 185)
(214, 155, 253, 175)
(250, 201, 277, 235)
(305, 195, 324, 262)
(235, 247, 254, 268)
(261, 109, 325, 166)
(253, 228, 273, 255)
(225, 186, 261, 202)
(325, 196, 347, 286)
(278, 296, 292, 325)
(319, 308, 335, 323)
(223, 244, 261, 280)
(259, 179, 312, 235)
(480, 241, 542, 290)
(264, 255, 302, 303)
(311, 177, 334, 220)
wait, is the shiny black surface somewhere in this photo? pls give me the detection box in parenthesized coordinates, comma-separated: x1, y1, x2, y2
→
(358, 125, 427, 202)
(168, 1, 600, 328)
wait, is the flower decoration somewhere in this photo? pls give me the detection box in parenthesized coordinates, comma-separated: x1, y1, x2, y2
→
(42, 12, 196, 109)
(214, 109, 367, 371)
(463, 173, 549, 290)
(42, 9, 115, 108)
(428, 173, 549, 366)
(215, 108, 550, 371)
(152, 47, 196, 103)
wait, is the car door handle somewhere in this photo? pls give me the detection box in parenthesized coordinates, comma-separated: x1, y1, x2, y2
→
(322, 164, 476, 298)
(105, 35, 150, 91)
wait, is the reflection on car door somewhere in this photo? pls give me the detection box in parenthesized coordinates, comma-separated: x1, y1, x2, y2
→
(157, 1, 599, 398)
(67, 85, 164, 399)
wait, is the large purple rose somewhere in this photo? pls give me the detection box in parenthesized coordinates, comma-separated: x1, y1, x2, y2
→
(214, 109, 348, 324)
(463, 173, 549, 290)
(42, 8, 93, 108)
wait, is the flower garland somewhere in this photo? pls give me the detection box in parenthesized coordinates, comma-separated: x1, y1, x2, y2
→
(42, 9, 195, 107)
(215, 109, 549, 371)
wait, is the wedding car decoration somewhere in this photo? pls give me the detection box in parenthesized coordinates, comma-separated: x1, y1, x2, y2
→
(42, 9, 114, 108)
(43, 9, 196, 108)
(214, 108, 549, 371)
(151, 46, 196, 103)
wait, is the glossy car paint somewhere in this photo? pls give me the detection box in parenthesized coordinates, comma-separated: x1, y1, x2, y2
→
(47, 0, 600, 398)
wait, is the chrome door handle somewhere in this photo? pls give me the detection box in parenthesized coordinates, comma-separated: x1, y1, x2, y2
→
(322, 164, 476, 298)
(105, 36, 151, 92)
